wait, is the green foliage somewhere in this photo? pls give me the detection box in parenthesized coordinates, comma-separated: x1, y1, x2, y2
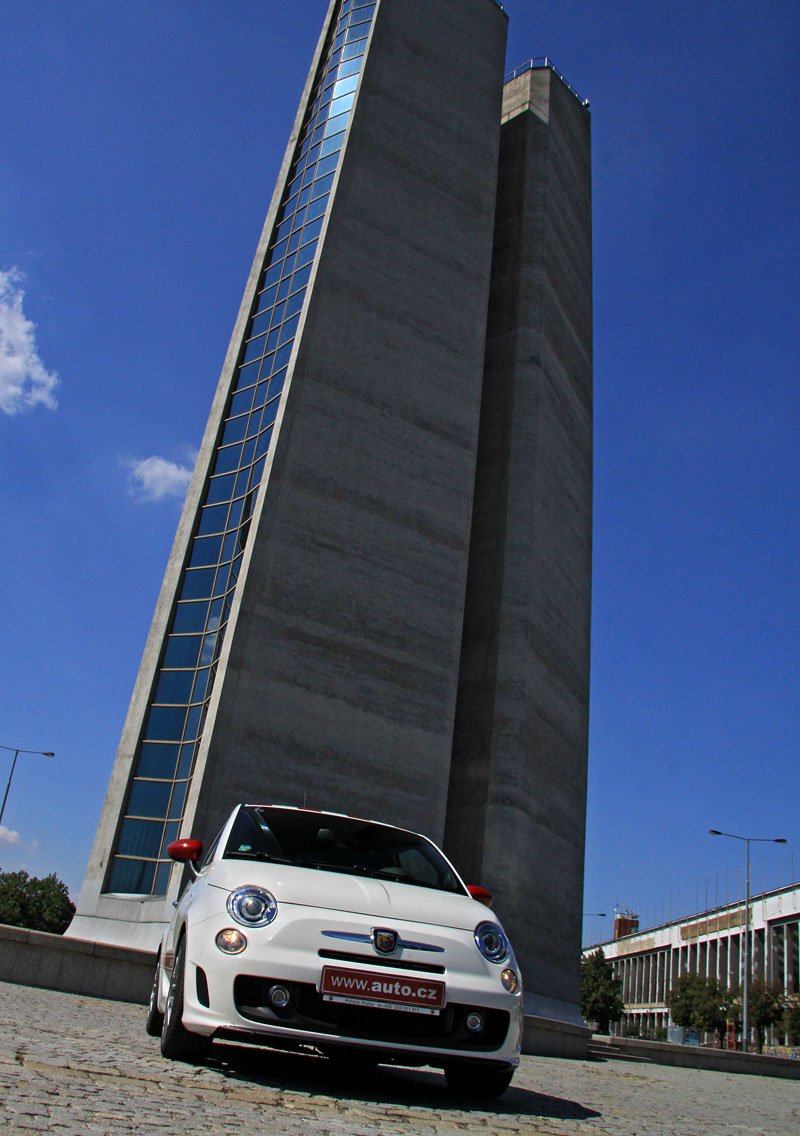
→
(580, 948, 624, 1034)
(782, 998, 800, 1044)
(0, 869, 75, 934)
(667, 972, 735, 1044)
(746, 980, 785, 1052)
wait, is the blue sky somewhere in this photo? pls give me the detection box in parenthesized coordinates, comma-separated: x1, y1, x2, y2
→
(1, 1, 798, 942)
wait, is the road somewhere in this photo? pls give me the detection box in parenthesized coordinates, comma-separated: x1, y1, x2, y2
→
(1, 981, 799, 1135)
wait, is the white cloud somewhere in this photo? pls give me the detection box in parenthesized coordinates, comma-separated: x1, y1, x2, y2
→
(0, 826, 22, 846)
(0, 267, 59, 415)
(126, 450, 196, 503)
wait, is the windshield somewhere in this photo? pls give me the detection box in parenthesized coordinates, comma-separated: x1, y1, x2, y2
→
(222, 805, 465, 895)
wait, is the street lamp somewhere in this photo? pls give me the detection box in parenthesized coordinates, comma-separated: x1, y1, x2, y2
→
(582, 913, 607, 947)
(709, 828, 787, 1052)
(0, 744, 55, 828)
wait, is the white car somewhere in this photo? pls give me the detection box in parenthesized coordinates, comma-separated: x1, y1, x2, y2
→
(146, 803, 523, 1098)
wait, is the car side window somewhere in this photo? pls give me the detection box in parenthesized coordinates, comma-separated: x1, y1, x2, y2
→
(223, 807, 283, 859)
(199, 827, 224, 870)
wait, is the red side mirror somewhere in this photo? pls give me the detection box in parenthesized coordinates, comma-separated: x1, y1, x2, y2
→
(167, 838, 203, 864)
(467, 884, 494, 908)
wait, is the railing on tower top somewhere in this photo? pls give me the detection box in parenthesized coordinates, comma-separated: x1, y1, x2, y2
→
(504, 56, 590, 108)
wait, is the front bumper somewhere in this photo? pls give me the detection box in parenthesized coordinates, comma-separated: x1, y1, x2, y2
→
(169, 907, 523, 1067)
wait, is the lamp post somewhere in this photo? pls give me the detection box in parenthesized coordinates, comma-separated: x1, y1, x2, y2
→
(709, 828, 787, 1052)
(0, 745, 55, 828)
(582, 912, 607, 947)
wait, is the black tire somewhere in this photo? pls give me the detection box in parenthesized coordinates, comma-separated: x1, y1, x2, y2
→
(444, 1062, 515, 1099)
(160, 936, 210, 1064)
(144, 958, 164, 1037)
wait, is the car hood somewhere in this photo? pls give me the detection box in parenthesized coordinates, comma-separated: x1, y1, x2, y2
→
(204, 858, 489, 932)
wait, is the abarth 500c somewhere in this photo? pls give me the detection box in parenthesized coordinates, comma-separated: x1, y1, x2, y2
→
(146, 804, 523, 1098)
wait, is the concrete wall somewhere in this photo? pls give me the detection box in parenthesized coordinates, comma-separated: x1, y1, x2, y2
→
(445, 67, 593, 1046)
(590, 1034, 800, 1081)
(0, 924, 154, 1004)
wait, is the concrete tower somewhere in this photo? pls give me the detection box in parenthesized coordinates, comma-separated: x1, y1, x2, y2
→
(70, 1, 592, 1055)
(445, 66, 593, 1054)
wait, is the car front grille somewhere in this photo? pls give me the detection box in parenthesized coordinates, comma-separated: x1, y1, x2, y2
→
(317, 949, 445, 974)
(232, 975, 510, 1052)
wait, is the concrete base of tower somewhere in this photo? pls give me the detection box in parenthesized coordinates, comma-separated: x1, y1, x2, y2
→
(67, 912, 166, 954)
(522, 993, 590, 1058)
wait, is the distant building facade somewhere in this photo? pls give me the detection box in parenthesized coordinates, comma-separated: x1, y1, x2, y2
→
(585, 884, 800, 1043)
(70, 0, 592, 1055)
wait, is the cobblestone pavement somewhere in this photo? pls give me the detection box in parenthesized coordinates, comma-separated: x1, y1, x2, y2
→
(1, 982, 799, 1136)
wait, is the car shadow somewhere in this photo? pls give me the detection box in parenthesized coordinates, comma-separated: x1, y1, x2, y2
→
(206, 1043, 600, 1121)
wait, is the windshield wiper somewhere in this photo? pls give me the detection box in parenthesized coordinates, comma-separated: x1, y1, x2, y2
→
(224, 851, 294, 865)
(298, 861, 373, 875)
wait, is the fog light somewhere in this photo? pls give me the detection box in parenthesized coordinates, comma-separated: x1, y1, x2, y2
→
(501, 968, 519, 993)
(268, 984, 291, 1008)
(216, 927, 247, 954)
(466, 1011, 484, 1033)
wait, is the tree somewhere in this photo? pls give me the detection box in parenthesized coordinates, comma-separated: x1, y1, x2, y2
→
(580, 948, 624, 1034)
(782, 997, 800, 1046)
(667, 973, 734, 1045)
(745, 980, 785, 1053)
(0, 869, 75, 934)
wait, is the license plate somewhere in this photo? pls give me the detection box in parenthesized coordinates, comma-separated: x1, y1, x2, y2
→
(320, 965, 445, 1014)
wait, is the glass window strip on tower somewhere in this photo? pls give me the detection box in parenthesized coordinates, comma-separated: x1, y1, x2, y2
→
(106, 0, 378, 896)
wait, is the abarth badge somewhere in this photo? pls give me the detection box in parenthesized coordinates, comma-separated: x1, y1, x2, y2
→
(372, 927, 398, 954)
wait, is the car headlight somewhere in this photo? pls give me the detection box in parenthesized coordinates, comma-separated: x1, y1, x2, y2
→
(226, 885, 278, 927)
(474, 921, 509, 963)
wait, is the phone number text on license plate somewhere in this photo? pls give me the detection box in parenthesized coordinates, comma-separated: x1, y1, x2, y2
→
(320, 965, 445, 1014)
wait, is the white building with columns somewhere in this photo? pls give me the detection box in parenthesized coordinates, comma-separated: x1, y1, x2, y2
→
(584, 883, 800, 1041)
